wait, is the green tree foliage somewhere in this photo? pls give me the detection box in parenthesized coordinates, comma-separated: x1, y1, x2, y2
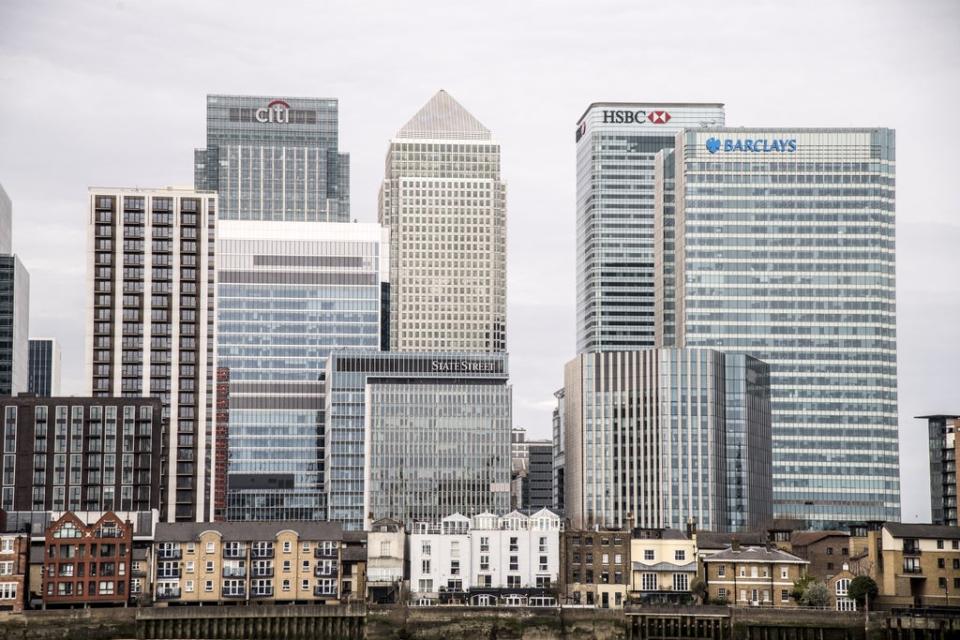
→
(689, 576, 708, 603)
(800, 581, 831, 608)
(847, 575, 878, 605)
(791, 575, 814, 602)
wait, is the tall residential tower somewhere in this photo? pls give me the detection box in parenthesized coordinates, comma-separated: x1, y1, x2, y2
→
(379, 90, 506, 352)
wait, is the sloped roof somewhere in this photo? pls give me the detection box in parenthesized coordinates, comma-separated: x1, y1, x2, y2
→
(155, 521, 343, 543)
(702, 545, 808, 564)
(790, 530, 849, 547)
(696, 531, 766, 550)
(397, 90, 491, 140)
(884, 522, 960, 539)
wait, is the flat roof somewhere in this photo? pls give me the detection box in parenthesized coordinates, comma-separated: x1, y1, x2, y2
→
(577, 102, 725, 125)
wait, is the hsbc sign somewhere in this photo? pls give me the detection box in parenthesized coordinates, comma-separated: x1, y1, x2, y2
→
(601, 109, 672, 124)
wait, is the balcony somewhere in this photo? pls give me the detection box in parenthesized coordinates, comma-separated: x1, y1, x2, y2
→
(251, 587, 274, 598)
(223, 547, 246, 559)
(222, 589, 247, 599)
(314, 586, 337, 598)
(157, 570, 181, 580)
(314, 546, 337, 559)
(157, 549, 182, 560)
(222, 567, 247, 578)
(251, 567, 274, 578)
(903, 546, 921, 556)
(251, 547, 274, 559)
(155, 587, 181, 600)
(315, 563, 337, 577)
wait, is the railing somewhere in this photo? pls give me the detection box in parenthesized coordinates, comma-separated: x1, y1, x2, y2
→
(314, 586, 337, 598)
(315, 563, 337, 577)
(251, 568, 274, 578)
(156, 570, 181, 579)
(223, 567, 247, 578)
(314, 546, 337, 559)
(223, 547, 246, 559)
(155, 587, 181, 600)
(251, 587, 274, 598)
(157, 549, 182, 560)
(222, 589, 246, 599)
(251, 548, 274, 559)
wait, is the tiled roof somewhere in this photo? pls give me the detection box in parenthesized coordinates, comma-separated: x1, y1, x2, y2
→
(790, 530, 850, 547)
(884, 522, 960, 540)
(702, 545, 808, 564)
(695, 531, 766, 550)
(154, 521, 343, 543)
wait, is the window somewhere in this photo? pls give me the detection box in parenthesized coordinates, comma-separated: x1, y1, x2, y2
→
(673, 573, 689, 591)
(717, 588, 727, 600)
(282, 560, 291, 572)
(718, 565, 726, 577)
(205, 542, 214, 554)
(643, 549, 654, 561)
(380, 541, 391, 556)
(937, 539, 944, 549)
(418, 579, 433, 593)
(781, 567, 788, 579)
(450, 560, 460, 575)
(281, 579, 291, 592)
(509, 556, 518, 571)
(675, 550, 686, 561)
(185, 561, 194, 573)
(283, 541, 292, 553)
(602, 553, 609, 565)
(301, 579, 309, 591)
(421, 559, 431, 574)
(205, 561, 213, 573)
(739, 567, 746, 577)
(826, 547, 833, 555)
(782, 590, 790, 602)
(184, 580, 194, 593)
(302, 560, 310, 572)
(480, 555, 489, 571)
(641, 573, 657, 591)
(507, 575, 521, 588)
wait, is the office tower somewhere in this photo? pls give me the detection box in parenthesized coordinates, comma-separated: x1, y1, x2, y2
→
(664, 128, 899, 526)
(195, 95, 350, 222)
(563, 348, 772, 531)
(86, 188, 216, 522)
(0, 396, 163, 512)
(216, 221, 389, 521)
(524, 441, 554, 511)
(653, 149, 677, 347)
(575, 103, 725, 353)
(379, 90, 507, 352)
(0, 183, 11, 254)
(325, 352, 511, 530)
(28, 338, 61, 396)
(0, 256, 28, 396)
(552, 388, 565, 515)
(917, 414, 959, 526)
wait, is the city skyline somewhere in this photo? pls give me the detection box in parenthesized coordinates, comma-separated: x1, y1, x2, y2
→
(1, 0, 958, 523)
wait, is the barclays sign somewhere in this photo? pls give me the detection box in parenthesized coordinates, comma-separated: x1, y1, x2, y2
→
(705, 137, 797, 154)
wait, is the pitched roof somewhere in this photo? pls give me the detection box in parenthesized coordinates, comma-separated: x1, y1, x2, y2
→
(155, 521, 343, 543)
(397, 90, 491, 141)
(702, 545, 808, 564)
(790, 530, 850, 547)
(884, 522, 960, 539)
(696, 531, 766, 550)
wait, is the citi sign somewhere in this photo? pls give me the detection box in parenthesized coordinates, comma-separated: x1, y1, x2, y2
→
(705, 137, 797, 154)
(602, 110, 671, 124)
(255, 100, 291, 124)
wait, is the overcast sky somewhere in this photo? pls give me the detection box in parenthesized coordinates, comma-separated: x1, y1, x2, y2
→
(1, 0, 957, 522)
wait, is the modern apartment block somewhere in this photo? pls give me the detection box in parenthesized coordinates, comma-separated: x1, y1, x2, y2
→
(663, 129, 899, 526)
(0, 396, 163, 513)
(42, 512, 134, 608)
(216, 220, 389, 522)
(152, 521, 344, 605)
(917, 414, 959, 526)
(86, 188, 217, 522)
(563, 348, 772, 531)
(325, 352, 512, 530)
(28, 338, 61, 397)
(574, 103, 725, 353)
(0, 256, 29, 397)
(195, 95, 350, 222)
(409, 510, 561, 607)
(379, 90, 506, 353)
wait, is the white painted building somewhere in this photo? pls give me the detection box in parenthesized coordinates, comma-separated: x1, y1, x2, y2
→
(409, 509, 562, 605)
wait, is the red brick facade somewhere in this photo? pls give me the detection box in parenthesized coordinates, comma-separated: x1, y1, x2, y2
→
(0, 532, 29, 612)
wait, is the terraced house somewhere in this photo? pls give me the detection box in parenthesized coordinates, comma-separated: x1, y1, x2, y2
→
(151, 522, 344, 605)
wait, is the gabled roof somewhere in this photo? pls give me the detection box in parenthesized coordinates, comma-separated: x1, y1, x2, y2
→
(503, 510, 529, 520)
(442, 513, 471, 522)
(790, 530, 850, 547)
(530, 508, 560, 520)
(702, 545, 808, 564)
(696, 531, 766, 550)
(397, 90, 491, 141)
(884, 522, 960, 540)
(155, 521, 343, 543)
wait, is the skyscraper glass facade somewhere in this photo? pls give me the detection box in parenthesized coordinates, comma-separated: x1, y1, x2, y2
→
(668, 128, 899, 525)
(196, 95, 350, 222)
(379, 90, 506, 353)
(563, 348, 771, 531)
(575, 103, 725, 353)
(325, 352, 511, 530)
(0, 255, 28, 396)
(0, 183, 11, 255)
(217, 221, 388, 521)
(28, 338, 61, 397)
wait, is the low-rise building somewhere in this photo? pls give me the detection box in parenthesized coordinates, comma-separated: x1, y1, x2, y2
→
(42, 512, 133, 608)
(701, 544, 808, 607)
(787, 530, 855, 581)
(366, 518, 405, 604)
(629, 528, 697, 605)
(151, 522, 344, 605)
(876, 522, 960, 607)
(0, 530, 29, 612)
(410, 510, 562, 606)
(561, 527, 630, 608)
(341, 531, 367, 602)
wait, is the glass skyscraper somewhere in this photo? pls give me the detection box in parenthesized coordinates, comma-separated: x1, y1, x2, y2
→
(216, 221, 388, 521)
(563, 348, 771, 532)
(0, 255, 29, 396)
(195, 95, 350, 222)
(664, 128, 899, 525)
(28, 338, 61, 396)
(325, 352, 512, 530)
(379, 90, 506, 353)
(575, 103, 724, 353)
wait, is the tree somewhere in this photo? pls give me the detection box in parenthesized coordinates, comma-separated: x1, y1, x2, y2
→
(690, 576, 708, 604)
(800, 581, 831, 608)
(847, 575, 878, 606)
(791, 575, 814, 602)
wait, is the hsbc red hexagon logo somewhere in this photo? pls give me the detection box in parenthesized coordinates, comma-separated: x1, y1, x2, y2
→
(647, 110, 671, 124)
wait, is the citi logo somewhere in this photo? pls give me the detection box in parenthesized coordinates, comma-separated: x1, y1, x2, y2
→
(647, 110, 671, 124)
(255, 100, 291, 124)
